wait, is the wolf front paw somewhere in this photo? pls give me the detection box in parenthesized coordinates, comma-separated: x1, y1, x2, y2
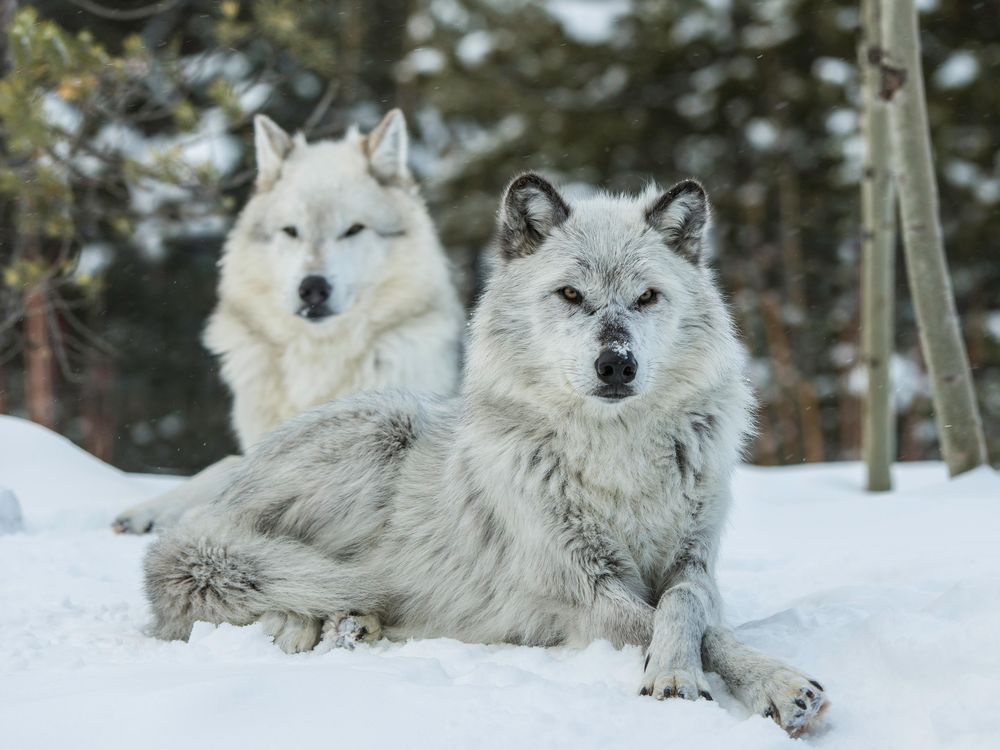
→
(322, 612, 382, 650)
(639, 665, 714, 702)
(260, 611, 323, 654)
(756, 668, 828, 737)
(111, 506, 157, 534)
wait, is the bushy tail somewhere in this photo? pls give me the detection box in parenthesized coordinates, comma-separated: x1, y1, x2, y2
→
(143, 518, 381, 641)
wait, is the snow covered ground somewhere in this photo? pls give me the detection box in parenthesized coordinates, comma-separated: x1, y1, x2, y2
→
(1, 414, 998, 750)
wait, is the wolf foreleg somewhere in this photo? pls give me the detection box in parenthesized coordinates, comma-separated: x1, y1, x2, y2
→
(701, 626, 828, 736)
(640, 554, 721, 701)
(583, 586, 655, 649)
(563, 528, 655, 648)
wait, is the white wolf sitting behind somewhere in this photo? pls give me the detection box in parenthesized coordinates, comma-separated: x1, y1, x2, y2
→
(112, 109, 463, 533)
(143, 174, 827, 735)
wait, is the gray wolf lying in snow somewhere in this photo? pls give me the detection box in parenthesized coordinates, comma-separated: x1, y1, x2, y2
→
(112, 109, 463, 534)
(144, 174, 827, 735)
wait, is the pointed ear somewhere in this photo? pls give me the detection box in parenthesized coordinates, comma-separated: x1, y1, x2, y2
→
(645, 180, 710, 263)
(498, 173, 570, 260)
(366, 109, 409, 183)
(254, 115, 293, 191)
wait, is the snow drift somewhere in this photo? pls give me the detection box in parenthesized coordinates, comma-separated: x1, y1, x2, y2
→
(1, 415, 998, 749)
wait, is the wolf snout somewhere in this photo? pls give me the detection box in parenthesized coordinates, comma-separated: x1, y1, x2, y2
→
(595, 348, 637, 385)
(299, 275, 332, 307)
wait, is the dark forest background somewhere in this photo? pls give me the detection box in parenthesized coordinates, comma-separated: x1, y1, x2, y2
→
(0, 0, 997, 474)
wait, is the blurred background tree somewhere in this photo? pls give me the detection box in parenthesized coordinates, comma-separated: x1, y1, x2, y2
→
(0, 0, 996, 473)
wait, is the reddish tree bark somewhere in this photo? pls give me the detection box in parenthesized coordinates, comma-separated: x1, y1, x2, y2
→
(24, 281, 55, 428)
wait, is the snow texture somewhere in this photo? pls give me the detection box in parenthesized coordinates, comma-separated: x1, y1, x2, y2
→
(812, 57, 853, 87)
(0, 486, 23, 534)
(456, 30, 494, 67)
(1, 414, 999, 749)
(546, 0, 630, 45)
(745, 119, 779, 151)
(933, 51, 980, 90)
(987, 311, 1000, 342)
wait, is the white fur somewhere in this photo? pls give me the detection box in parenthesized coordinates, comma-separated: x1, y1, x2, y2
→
(142, 175, 827, 736)
(112, 111, 464, 534)
(207, 110, 462, 447)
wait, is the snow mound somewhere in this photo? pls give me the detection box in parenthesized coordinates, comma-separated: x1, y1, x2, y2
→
(1, 415, 998, 750)
(0, 415, 180, 532)
(0, 486, 23, 534)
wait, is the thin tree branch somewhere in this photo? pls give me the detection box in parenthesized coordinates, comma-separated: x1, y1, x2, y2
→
(45, 297, 84, 384)
(303, 80, 340, 134)
(65, 0, 183, 22)
(51, 297, 117, 357)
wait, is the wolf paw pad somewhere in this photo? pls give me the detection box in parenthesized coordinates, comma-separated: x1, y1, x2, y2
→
(322, 613, 382, 650)
(111, 508, 156, 534)
(260, 612, 322, 654)
(758, 669, 827, 737)
(639, 668, 713, 702)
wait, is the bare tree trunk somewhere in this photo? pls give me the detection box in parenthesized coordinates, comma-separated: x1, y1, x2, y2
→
(338, 0, 364, 106)
(83, 350, 113, 462)
(0, 0, 17, 421)
(859, 0, 897, 491)
(0, 1, 14, 64)
(24, 278, 55, 428)
(881, 0, 987, 476)
(759, 292, 802, 463)
(728, 267, 780, 466)
(836, 311, 862, 460)
(777, 165, 825, 463)
(395, 0, 418, 114)
(900, 392, 931, 461)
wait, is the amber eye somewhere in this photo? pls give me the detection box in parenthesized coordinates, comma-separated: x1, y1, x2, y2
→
(559, 286, 582, 304)
(343, 223, 366, 238)
(637, 288, 658, 306)
(281, 225, 299, 239)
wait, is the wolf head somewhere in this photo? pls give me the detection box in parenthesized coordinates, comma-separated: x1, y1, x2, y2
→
(467, 173, 743, 417)
(216, 109, 440, 338)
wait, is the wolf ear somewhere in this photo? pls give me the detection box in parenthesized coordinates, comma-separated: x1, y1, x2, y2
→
(254, 115, 294, 192)
(498, 173, 570, 260)
(367, 109, 409, 184)
(645, 180, 710, 263)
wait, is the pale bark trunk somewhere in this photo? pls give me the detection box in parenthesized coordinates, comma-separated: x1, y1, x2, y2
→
(881, 0, 987, 476)
(859, 0, 897, 491)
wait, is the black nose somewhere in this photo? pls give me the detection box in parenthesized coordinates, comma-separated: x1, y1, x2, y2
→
(298, 275, 331, 307)
(595, 349, 637, 385)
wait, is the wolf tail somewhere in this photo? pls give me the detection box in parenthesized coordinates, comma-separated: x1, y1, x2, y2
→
(143, 517, 382, 641)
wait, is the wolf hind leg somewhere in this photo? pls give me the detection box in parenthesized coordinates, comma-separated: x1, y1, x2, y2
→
(113, 455, 242, 534)
(260, 612, 324, 653)
(322, 612, 382, 650)
(143, 518, 385, 643)
(701, 626, 828, 736)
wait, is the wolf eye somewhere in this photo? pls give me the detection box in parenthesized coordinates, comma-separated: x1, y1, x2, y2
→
(559, 286, 582, 304)
(281, 225, 298, 239)
(636, 288, 658, 306)
(343, 223, 366, 238)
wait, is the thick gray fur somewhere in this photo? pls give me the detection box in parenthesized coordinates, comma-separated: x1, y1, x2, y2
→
(144, 174, 827, 735)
